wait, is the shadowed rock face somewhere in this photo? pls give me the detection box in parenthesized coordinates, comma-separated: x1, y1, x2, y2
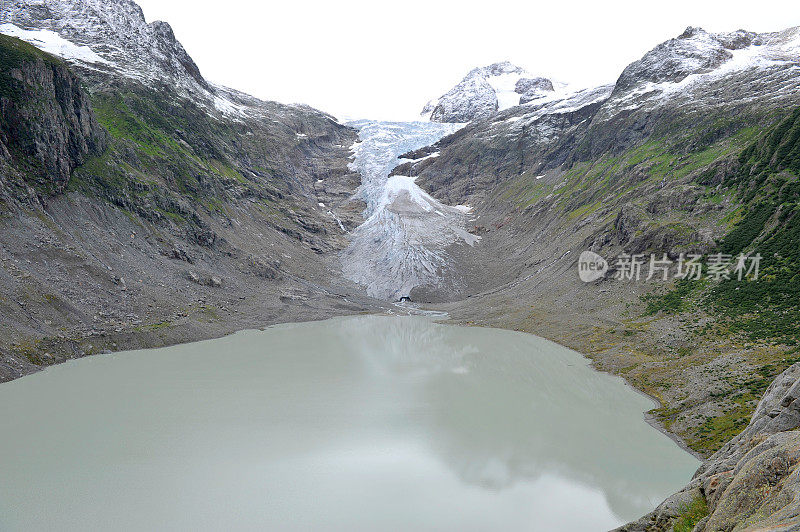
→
(0, 35, 106, 195)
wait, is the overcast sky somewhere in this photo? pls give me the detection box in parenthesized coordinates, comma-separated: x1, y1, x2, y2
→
(134, 0, 800, 121)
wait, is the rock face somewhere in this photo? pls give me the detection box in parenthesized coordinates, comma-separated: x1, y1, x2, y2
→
(619, 363, 800, 531)
(421, 61, 557, 122)
(0, 34, 106, 195)
(613, 27, 756, 93)
(515, 76, 555, 104)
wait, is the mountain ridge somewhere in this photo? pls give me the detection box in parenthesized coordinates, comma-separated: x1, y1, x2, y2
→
(420, 60, 561, 123)
(418, 25, 800, 128)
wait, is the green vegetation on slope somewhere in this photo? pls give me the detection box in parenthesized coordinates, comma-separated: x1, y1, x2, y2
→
(673, 495, 710, 532)
(71, 88, 264, 229)
(632, 107, 800, 452)
(710, 108, 800, 345)
(646, 108, 800, 346)
(497, 120, 761, 228)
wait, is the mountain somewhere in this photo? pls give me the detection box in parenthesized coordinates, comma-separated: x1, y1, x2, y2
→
(0, 0, 326, 120)
(2, 0, 213, 94)
(0, 0, 388, 382)
(420, 61, 560, 122)
(406, 23, 800, 444)
(400, 24, 800, 530)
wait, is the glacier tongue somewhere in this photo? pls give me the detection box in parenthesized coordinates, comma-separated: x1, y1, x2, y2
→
(342, 120, 477, 301)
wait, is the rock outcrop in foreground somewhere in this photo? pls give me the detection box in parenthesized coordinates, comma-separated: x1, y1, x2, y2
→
(620, 362, 800, 531)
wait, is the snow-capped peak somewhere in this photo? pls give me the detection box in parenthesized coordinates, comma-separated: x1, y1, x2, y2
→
(0, 0, 268, 119)
(421, 61, 558, 123)
(1, 0, 216, 100)
(602, 25, 800, 117)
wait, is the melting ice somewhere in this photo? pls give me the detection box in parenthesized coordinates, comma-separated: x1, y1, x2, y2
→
(342, 120, 478, 301)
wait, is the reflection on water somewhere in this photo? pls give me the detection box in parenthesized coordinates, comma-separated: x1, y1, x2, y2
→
(0, 316, 697, 531)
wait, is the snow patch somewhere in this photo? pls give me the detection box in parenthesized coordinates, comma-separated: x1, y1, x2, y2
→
(0, 23, 110, 64)
(486, 72, 525, 110)
(212, 94, 248, 117)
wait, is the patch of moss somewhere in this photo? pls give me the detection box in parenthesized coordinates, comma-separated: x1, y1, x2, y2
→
(134, 320, 172, 332)
(93, 94, 169, 157)
(567, 200, 602, 220)
(673, 495, 709, 532)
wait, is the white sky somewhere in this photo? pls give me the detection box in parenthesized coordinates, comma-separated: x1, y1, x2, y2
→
(134, 0, 800, 121)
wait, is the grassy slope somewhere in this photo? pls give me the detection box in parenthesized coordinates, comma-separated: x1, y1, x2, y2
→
(68, 88, 311, 240)
(639, 108, 800, 452)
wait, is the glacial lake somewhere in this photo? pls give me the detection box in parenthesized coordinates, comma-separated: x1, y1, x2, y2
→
(0, 315, 698, 531)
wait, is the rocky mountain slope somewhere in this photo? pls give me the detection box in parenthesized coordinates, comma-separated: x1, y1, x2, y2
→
(420, 61, 561, 122)
(0, 0, 388, 382)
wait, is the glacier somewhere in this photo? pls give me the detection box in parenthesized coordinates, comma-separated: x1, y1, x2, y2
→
(341, 120, 478, 301)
